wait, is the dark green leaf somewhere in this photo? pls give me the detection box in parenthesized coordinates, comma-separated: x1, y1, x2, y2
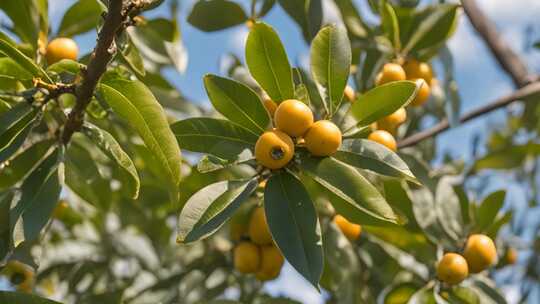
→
(58, 0, 105, 37)
(204, 74, 270, 134)
(187, 0, 248, 32)
(333, 0, 369, 38)
(245, 22, 294, 102)
(0, 1, 41, 47)
(0, 103, 38, 163)
(277, 0, 322, 42)
(475, 190, 505, 232)
(0, 57, 33, 80)
(82, 122, 140, 199)
(197, 153, 254, 173)
(0, 39, 52, 83)
(351, 80, 419, 126)
(334, 139, 417, 182)
(381, 2, 401, 50)
(46, 59, 84, 75)
(171, 117, 258, 160)
(0, 291, 62, 304)
(265, 171, 323, 289)
(119, 35, 146, 77)
(177, 179, 257, 243)
(310, 24, 351, 116)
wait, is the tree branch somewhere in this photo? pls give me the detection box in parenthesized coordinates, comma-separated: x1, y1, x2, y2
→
(462, 0, 532, 87)
(61, 0, 125, 144)
(398, 81, 540, 148)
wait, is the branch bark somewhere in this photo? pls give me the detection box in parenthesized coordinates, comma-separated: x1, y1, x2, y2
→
(398, 81, 540, 148)
(61, 0, 125, 144)
(462, 0, 531, 88)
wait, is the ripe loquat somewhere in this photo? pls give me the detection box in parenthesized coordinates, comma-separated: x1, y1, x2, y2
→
(368, 130, 397, 152)
(463, 234, 497, 273)
(255, 245, 284, 281)
(402, 59, 433, 83)
(274, 99, 314, 137)
(248, 207, 273, 245)
(375, 63, 406, 86)
(233, 241, 261, 274)
(376, 108, 407, 134)
(255, 129, 294, 169)
(410, 79, 430, 107)
(45, 37, 79, 65)
(333, 214, 362, 241)
(304, 120, 342, 156)
(436, 253, 469, 285)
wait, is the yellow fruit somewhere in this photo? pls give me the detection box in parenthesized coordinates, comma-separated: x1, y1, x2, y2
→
(45, 37, 79, 65)
(274, 99, 314, 137)
(4, 261, 34, 293)
(333, 214, 362, 241)
(375, 63, 406, 86)
(248, 207, 273, 245)
(377, 108, 407, 133)
(230, 221, 248, 242)
(402, 59, 433, 83)
(436, 253, 469, 285)
(304, 120, 342, 156)
(463, 234, 497, 273)
(234, 242, 261, 274)
(505, 247, 517, 265)
(368, 130, 397, 152)
(410, 79, 430, 107)
(256, 245, 284, 281)
(255, 129, 294, 169)
(344, 85, 356, 102)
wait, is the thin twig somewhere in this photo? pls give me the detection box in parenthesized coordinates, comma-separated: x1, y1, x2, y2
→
(398, 81, 540, 148)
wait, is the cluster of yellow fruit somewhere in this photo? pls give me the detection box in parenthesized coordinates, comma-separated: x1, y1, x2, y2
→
(333, 214, 362, 241)
(232, 207, 285, 281)
(1, 260, 34, 293)
(436, 234, 497, 285)
(363, 59, 434, 152)
(45, 37, 79, 65)
(255, 98, 342, 169)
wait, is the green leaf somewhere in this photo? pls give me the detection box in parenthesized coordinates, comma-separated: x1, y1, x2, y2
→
(98, 79, 182, 195)
(118, 36, 146, 77)
(0, 103, 38, 163)
(475, 190, 506, 232)
(0, 291, 62, 304)
(177, 178, 257, 243)
(0, 57, 34, 80)
(0, 0, 41, 47)
(435, 176, 464, 242)
(0, 190, 14, 258)
(333, 0, 369, 38)
(82, 123, 140, 200)
(265, 171, 323, 289)
(334, 139, 417, 183)
(0, 39, 52, 83)
(245, 22, 294, 102)
(204, 74, 270, 134)
(197, 153, 254, 173)
(403, 4, 459, 54)
(187, 0, 248, 32)
(449, 286, 480, 304)
(0, 139, 54, 190)
(382, 282, 417, 304)
(310, 24, 351, 116)
(408, 285, 435, 304)
(351, 80, 419, 126)
(46, 59, 84, 75)
(277, 0, 322, 42)
(9, 148, 62, 246)
(381, 2, 401, 50)
(299, 153, 398, 225)
(58, 0, 105, 37)
(171, 117, 258, 160)
(485, 211, 512, 239)
(470, 278, 506, 304)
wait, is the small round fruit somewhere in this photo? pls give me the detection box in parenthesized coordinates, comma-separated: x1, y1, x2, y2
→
(274, 99, 314, 137)
(402, 59, 433, 83)
(436, 253, 469, 285)
(256, 245, 284, 281)
(333, 214, 362, 241)
(377, 108, 407, 133)
(248, 207, 273, 245)
(505, 248, 518, 265)
(375, 63, 406, 86)
(368, 130, 397, 152)
(4, 261, 34, 293)
(410, 79, 430, 107)
(45, 37, 79, 65)
(344, 85, 356, 102)
(234, 241, 261, 274)
(304, 120, 342, 156)
(255, 130, 294, 169)
(463, 234, 497, 273)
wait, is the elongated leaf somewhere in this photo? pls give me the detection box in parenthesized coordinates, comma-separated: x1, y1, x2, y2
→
(485, 211, 512, 239)
(0, 190, 14, 258)
(381, 2, 400, 50)
(277, 0, 322, 42)
(187, 0, 248, 32)
(177, 179, 257, 243)
(299, 153, 398, 225)
(46, 59, 84, 75)
(119, 36, 145, 77)
(403, 4, 459, 53)
(0, 139, 54, 190)
(98, 79, 182, 194)
(0, 0, 41, 47)
(471, 278, 506, 304)
(9, 149, 62, 246)
(310, 25, 351, 116)
(197, 152, 254, 173)
(351, 80, 419, 126)
(475, 190, 506, 232)
(82, 123, 140, 199)
(265, 171, 323, 289)
(0, 103, 38, 163)
(334, 139, 417, 183)
(0, 39, 52, 83)
(58, 0, 105, 37)
(171, 117, 258, 160)
(333, 0, 368, 38)
(245, 22, 294, 102)
(204, 74, 270, 134)
(435, 177, 464, 242)
(0, 57, 33, 80)
(0, 291, 62, 304)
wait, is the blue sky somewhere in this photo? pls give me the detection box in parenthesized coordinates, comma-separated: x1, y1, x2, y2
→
(3, 0, 540, 302)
